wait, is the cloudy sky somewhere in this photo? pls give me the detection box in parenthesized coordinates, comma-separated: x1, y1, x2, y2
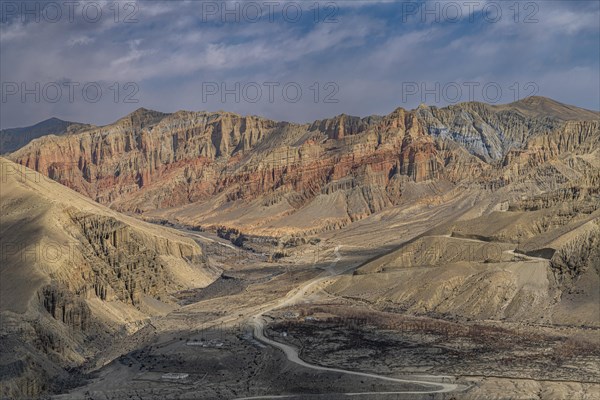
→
(1, 0, 598, 128)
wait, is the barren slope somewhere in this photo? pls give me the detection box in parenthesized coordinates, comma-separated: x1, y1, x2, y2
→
(9, 97, 598, 238)
(0, 158, 218, 399)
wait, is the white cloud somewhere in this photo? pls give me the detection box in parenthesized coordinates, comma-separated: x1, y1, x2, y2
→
(0, 21, 27, 43)
(0, 0, 598, 128)
(67, 35, 95, 46)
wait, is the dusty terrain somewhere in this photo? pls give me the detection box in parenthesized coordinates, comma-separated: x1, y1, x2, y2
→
(1, 97, 599, 399)
(46, 216, 600, 399)
(34, 192, 600, 398)
(0, 159, 218, 398)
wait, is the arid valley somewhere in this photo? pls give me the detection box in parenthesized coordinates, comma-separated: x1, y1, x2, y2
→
(1, 1, 600, 398)
(1, 95, 599, 399)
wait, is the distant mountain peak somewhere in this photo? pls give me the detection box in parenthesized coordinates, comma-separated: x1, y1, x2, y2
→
(115, 107, 170, 131)
(1, 117, 90, 154)
(124, 107, 167, 119)
(503, 96, 599, 121)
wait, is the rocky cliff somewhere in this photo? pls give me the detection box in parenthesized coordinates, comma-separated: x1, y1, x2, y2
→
(0, 158, 217, 399)
(8, 97, 599, 236)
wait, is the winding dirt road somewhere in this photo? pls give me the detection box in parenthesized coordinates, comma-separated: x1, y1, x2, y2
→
(230, 242, 465, 399)
(238, 315, 461, 399)
(173, 228, 468, 398)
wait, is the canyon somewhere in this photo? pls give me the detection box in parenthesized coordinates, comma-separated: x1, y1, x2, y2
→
(1, 97, 599, 399)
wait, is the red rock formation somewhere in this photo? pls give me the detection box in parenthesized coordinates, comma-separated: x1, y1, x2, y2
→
(9, 99, 599, 234)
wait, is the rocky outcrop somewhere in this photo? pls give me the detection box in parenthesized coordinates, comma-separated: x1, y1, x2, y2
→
(547, 219, 600, 327)
(8, 98, 599, 236)
(509, 174, 600, 213)
(39, 285, 91, 331)
(68, 212, 207, 305)
(9, 108, 468, 215)
(550, 220, 600, 283)
(416, 100, 599, 162)
(308, 113, 381, 140)
(0, 158, 217, 399)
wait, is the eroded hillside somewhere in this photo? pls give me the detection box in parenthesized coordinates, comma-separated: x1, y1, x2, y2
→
(9, 98, 598, 237)
(0, 158, 218, 399)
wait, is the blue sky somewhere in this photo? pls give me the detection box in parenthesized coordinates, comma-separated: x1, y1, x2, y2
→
(1, 0, 599, 128)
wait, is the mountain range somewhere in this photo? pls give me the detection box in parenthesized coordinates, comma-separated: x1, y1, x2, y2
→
(7, 97, 599, 236)
(1, 96, 599, 398)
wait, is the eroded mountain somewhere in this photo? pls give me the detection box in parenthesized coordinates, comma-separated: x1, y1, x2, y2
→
(9, 97, 598, 237)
